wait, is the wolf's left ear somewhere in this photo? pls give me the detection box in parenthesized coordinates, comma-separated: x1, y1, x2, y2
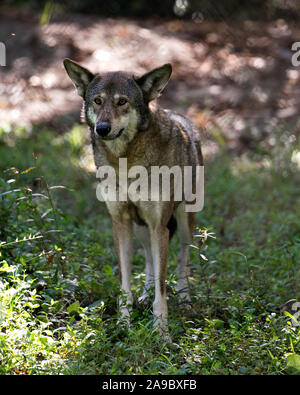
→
(136, 64, 172, 102)
(63, 58, 94, 98)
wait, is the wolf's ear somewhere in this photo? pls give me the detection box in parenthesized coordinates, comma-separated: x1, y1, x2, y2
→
(136, 64, 172, 102)
(63, 58, 94, 97)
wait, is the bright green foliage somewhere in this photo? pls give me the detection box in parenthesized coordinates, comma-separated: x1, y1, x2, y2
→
(0, 123, 299, 374)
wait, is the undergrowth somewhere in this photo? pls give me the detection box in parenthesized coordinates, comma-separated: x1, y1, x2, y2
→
(0, 123, 300, 374)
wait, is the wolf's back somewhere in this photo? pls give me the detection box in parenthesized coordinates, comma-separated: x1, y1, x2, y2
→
(165, 109, 203, 167)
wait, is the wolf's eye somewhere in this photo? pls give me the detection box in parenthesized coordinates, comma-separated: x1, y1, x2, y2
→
(117, 98, 127, 106)
(94, 97, 102, 105)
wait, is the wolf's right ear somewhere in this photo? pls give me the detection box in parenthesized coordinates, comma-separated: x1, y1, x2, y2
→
(63, 58, 94, 98)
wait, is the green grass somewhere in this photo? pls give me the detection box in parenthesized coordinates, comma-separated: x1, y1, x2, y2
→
(0, 122, 300, 374)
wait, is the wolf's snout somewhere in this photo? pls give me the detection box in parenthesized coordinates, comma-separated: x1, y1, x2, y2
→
(95, 122, 111, 137)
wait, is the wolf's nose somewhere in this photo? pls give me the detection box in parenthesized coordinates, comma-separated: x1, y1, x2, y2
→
(95, 122, 111, 137)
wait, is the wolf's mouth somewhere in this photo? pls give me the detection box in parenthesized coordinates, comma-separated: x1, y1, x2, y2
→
(101, 128, 124, 140)
(115, 128, 124, 138)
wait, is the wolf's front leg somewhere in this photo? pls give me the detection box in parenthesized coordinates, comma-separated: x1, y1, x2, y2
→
(133, 224, 154, 303)
(112, 218, 133, 324)
(149, 224, 169, 333)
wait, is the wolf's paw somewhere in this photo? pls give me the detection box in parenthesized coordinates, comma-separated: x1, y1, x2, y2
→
(176, 288, 191, 302)
(117, 313, 131, 329)
(153, 319, 172, 344)
(117, 303, 132, 328)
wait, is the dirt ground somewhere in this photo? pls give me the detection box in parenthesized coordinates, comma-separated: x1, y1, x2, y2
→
(1, 8, 300, 159)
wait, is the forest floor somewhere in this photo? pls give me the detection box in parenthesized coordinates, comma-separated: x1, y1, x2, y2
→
(1, 7, 300, 158)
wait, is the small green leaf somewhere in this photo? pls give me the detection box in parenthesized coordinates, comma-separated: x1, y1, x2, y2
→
(25, 302, 40, 309)
(21, 167, 36, 174)
(67, 301, 80, 314)
(286, 354, 300, 371)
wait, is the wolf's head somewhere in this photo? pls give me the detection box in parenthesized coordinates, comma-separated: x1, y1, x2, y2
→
(63, 59, 172, 147)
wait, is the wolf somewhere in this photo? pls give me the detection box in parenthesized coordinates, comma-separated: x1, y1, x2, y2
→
(63, 58, 203, 335)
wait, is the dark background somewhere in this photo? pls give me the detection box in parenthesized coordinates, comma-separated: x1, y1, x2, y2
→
(1, 0, 300, 158)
